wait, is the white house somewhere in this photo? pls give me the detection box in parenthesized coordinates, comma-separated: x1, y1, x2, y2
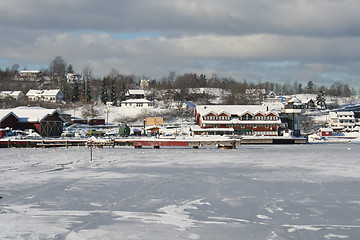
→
(140, 79, 150, 89)
(19, 70, 42, 78)
(125, 90, 145, 99)
(0, 91, 24, 100)
(328, 111, 355, 131)
(66, 73, 84, 83)
(121, 98, 154, 108)
(26, 89, 64, 103)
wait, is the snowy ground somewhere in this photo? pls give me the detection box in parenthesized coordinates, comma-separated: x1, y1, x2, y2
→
(66, 105, 177, 124)
(1, 143, 360, 239)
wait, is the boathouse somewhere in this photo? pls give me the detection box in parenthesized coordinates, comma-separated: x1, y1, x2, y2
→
(3, 106, 66, 137)
(0, 111, 19, 129)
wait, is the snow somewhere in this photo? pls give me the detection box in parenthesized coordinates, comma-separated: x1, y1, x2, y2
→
(1, 143, 360, 239)
(196, 105, 277, 116)
(10, 106, 63, 122)
(67, 105, 170, 124)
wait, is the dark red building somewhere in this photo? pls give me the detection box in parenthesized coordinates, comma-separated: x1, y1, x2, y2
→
(0, 107, 66, 137)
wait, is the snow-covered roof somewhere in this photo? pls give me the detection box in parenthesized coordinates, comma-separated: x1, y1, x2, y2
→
(288, 97, 302, 103)
(261, 102, 285, 111)
(337, 111, 354, 116)
(0, 91, 23, 97)
(20, 70, 41, 74)
(0, 110, 18, 122)
(10, 106, 65, 123)
(127, 90, 145, 95)
(26, 89, 62, 96)
(202, 120, 281, 125)
(319, 128, 333, 132)
(196, 105, 278, 117)
(293, 94, 317, 103)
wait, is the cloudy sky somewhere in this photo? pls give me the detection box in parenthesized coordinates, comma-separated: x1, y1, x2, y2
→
(1, 0, 360, 89)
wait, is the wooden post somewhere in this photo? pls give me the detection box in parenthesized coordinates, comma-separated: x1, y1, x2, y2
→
(90, 145, 93, 161)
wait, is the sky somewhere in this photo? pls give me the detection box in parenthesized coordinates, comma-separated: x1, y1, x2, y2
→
(1, 0, 360, 89)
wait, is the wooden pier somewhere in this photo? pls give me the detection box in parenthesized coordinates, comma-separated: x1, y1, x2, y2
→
(128, 139, 239, 149)
(0, 136, 307, 149)
(0, 139, 87, 148)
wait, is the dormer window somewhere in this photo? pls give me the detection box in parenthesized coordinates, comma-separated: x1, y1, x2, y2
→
(242, 113, 253, 120)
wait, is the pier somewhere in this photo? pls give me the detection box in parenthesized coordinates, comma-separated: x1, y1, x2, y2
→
(0, 136, 307, 149)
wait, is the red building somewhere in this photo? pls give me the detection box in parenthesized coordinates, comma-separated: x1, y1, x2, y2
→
(0, 107, 66, 137)
(71, 118, 88, 125)
(88, 118, 105, 126)
(0, 111, 18, 129)
(319, 128, 333, 137)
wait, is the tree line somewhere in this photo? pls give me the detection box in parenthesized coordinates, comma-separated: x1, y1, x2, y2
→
(0, 56, 358, 107)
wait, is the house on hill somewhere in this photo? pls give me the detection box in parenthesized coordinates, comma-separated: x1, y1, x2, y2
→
(0, 91, 24, 100)
(125, 90, 145, 99)
(328, 111, 356, 132)
(16, 70, 43, 81)
(193, 105, 281, 136)
(26, 89, 64, 102)
(121, 89, 154, 108)
(293, 94, 318, 109)
(121, 98, 154, 108)
(66, 73, 84, 83)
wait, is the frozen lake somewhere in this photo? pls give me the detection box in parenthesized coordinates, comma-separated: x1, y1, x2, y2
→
(1, 143, 360, 239)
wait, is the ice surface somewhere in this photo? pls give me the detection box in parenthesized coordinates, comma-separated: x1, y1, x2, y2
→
(1, 143, 360, 239)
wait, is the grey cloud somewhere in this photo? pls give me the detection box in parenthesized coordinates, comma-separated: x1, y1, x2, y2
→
(1, 0, 360, 89)
(1, 0, 360, 37)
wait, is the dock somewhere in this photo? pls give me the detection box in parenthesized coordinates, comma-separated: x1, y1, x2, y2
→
(0, 136, 307, 149)
(0, 139, 87, 148)
(128, 139, 240, 149)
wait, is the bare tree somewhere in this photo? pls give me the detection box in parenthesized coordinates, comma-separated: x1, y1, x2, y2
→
(49, 56, 67, 80)
(82, 65, 93, 81)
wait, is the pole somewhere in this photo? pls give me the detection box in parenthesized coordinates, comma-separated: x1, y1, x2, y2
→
(90, 144, 93, 161)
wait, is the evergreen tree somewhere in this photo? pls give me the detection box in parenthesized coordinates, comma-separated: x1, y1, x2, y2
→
(297, 83, 303, 94)
(110, 79, 117, 106)
(120, 82, 127, 102)
(85, 79, 92, 102)
(316, 90, 326, 109)
(67, 64, 74, 73)
(72, 81, 80, 102)
(306, 81, 314, 94)
(101, 78, 108, 104)
(82, 80, 86, 98)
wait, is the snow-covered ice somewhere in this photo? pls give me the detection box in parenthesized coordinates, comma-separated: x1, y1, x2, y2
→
(1, 143, 360, 239)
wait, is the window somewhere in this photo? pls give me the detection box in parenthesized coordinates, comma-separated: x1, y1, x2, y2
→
(242, 113, 253, 120)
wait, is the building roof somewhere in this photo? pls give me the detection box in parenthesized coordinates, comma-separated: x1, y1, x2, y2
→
(127, 89, 145, 95)
(26, 89, 62, 96)
(0, 91, 23, 97)
(288, 96, 302, 103)
(337, 111, 354, 116)
(319, 127, 333, 132)
(0, 110, 18, 122)
(20, 70, 41, 74)
(196, 105, 278, 116)
(293, 94, 317, 103)
(11, 106, 65, 123)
